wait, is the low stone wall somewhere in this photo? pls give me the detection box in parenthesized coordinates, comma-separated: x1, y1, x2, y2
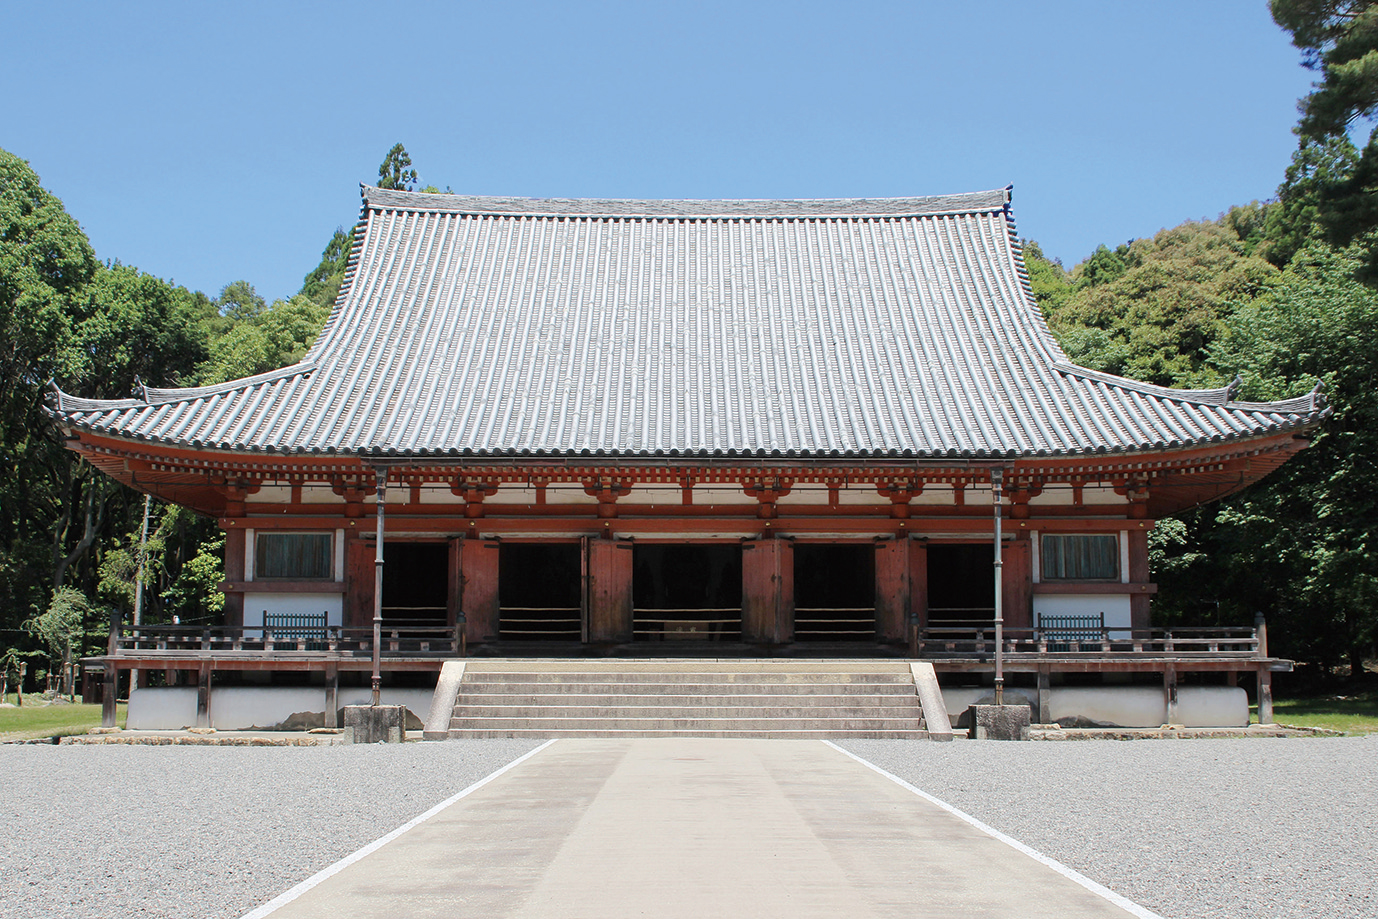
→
(126, 686, 434, 731)
(942, 685, 1249, 728)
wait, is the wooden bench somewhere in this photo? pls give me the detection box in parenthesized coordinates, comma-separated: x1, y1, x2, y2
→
(1038, 613, 1105, 651)
(263, 611, 329, 650)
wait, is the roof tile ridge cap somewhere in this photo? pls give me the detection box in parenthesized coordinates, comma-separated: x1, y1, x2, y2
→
(141, 362, 316, 404)
(359, 184, 1010, 218)
(1001, 193, 1072, 367)
(1052, 362, 1236, 405)
(302, 194, 371, 364)
(45, 383, 145, 415)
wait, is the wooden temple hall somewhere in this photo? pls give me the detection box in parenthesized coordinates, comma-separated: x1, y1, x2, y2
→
(50, 185, 1326, 733)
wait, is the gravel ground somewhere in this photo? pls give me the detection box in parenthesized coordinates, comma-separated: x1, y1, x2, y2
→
(840, 735, 1378, 919)
(0, 739, 542, 919)
(4, 736, 1373, 919)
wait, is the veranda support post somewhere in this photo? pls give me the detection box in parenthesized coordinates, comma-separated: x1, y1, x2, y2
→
(102, 606, 118, 728)
(992, 468, 1005, 706)
(1255, 612, 1274, 725)
(371, 468, 387, 706)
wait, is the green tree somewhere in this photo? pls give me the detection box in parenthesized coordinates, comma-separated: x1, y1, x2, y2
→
(377, 143, 418, 191)
(1272, 0, 1378, 277)
(1152, 242, 1378, 677)
(1048, 220, 1278, 386)
(300, 227, 355, 307)
(24, 586, 91, 696)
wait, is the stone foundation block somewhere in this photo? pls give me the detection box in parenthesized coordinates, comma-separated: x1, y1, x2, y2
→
(967, 704, 1031, 741)
(343, 704, 407, 744)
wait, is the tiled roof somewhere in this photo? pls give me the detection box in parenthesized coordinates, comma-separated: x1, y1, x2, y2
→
(48, 185, 1326, 459)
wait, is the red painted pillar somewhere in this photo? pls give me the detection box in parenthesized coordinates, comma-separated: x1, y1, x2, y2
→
(586, 539, 633, 642)
(742, 538, 793, 644)
(460, 539, 501, 645)
(875, 538, 910, 642)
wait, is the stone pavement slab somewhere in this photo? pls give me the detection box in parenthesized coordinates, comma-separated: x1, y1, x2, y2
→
(257, 738, 1149, 918)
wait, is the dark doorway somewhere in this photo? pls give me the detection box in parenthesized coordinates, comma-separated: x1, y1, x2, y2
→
(633, 544, 742, 641)
(926, 544, 995, 625)
(382, 542, 448, 624)
(499, 543, 582, 641)
(793, 543, 875, 641)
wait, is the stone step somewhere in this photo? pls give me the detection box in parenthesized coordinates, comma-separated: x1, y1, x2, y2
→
(452, 703, 922, 720)
(447, 728, 930, 739)
(462, 659, 913, 674)
(458, 680, 919, 696)
(462, 671, 914, 685)
(454, 691, 918, 707)
(448, 716, 924, 732)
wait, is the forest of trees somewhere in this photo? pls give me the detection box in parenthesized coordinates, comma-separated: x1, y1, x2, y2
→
(2, 3, 1377, 691)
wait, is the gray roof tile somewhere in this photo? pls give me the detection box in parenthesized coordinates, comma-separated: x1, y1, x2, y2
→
(49, 186, 1326, 458)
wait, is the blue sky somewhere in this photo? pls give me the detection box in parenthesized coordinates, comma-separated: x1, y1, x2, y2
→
(3, 2, 1315, 303)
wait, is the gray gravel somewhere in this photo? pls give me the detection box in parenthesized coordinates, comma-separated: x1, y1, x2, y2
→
(0, 739, 542, 919)
(840, 735, 1378, 919)
(4, 736, 1373, 919)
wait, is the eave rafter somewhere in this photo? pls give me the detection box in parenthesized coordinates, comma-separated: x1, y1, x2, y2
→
(67, 429, 1311, 519)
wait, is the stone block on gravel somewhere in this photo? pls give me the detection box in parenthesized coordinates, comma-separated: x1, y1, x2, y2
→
(967, 704, 1031, 741)
(343, 704, 407, 744)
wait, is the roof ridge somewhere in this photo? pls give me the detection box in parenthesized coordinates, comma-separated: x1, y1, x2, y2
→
(1054, 362, 1324, 415)
(360, 185, 1012, 219)
(48, 363, 315, 414)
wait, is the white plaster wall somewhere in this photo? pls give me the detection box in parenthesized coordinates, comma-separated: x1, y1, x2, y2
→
(247, 486, 292, 504)
(776, 485, 828, 506)
(622, 486, 682, 505)
(127, 686, 436, 730)
(941, 685, 1248, 728)
(1032, 594, 1132, 633)
(301, 485, 342, 504)
(127, 686, 198, 729)
(1028, 486, 1127, 507)
(545, 485, 598, 505)
(416, 485, 464, 505)
(487, 486, 539, 505)
(912, 485, 954, 505)
(693, 486, 758, 505)
(242, 593, 343, 629)
(834, 485, 882, 506)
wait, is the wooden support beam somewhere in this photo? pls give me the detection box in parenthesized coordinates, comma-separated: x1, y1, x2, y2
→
(196, 661, 212, 729)
(586, 538, 633, 642)
(875, 538, 910, 642)
(460, 539, 501, 645)
(102, 662, 117, 729)
(1037, 666, 1051, 724)
(325, 663, 339, 728)
(1257, 668, 1274, 725)
(1163, 663, 1178, 725)
(742, 538, 792, 644)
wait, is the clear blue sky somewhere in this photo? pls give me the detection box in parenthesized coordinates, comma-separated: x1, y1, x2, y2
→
(3, 1, 1315, 303)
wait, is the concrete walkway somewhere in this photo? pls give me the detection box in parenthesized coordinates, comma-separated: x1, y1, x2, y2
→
(259, 739, 1148, 918)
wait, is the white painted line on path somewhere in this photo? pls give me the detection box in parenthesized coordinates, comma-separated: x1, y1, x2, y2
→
(822, 740, 1166, 919)
(240, 739, 559, 919)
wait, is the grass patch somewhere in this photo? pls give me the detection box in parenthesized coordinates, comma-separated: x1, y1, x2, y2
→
(0, 698, 126, 742)
(1264, 689, 1378, 735)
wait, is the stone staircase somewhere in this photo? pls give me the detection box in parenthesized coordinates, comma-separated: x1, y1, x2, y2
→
(441, 659, 932, 739)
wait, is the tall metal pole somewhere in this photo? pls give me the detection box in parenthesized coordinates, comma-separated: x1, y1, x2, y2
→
(371, 469, 386, 706)
(992, 468, 1005, 706)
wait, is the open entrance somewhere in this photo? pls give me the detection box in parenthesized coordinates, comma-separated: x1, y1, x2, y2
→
(793, 543, 875, 641)
(633, 544, 742, 641)
(499, 543, 582, 641)
(382, 542, 448, 625)
(926, 544, 995, 626)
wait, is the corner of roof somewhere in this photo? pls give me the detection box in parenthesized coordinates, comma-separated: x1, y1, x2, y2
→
(1055, 362, 1330, 422)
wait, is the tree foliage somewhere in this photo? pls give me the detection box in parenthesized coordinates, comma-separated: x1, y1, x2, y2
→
(377, 143, 418, 191)
(1272, 0, 1378, 277)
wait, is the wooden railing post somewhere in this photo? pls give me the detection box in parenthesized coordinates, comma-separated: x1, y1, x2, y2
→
(102, 606, 120, 728)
